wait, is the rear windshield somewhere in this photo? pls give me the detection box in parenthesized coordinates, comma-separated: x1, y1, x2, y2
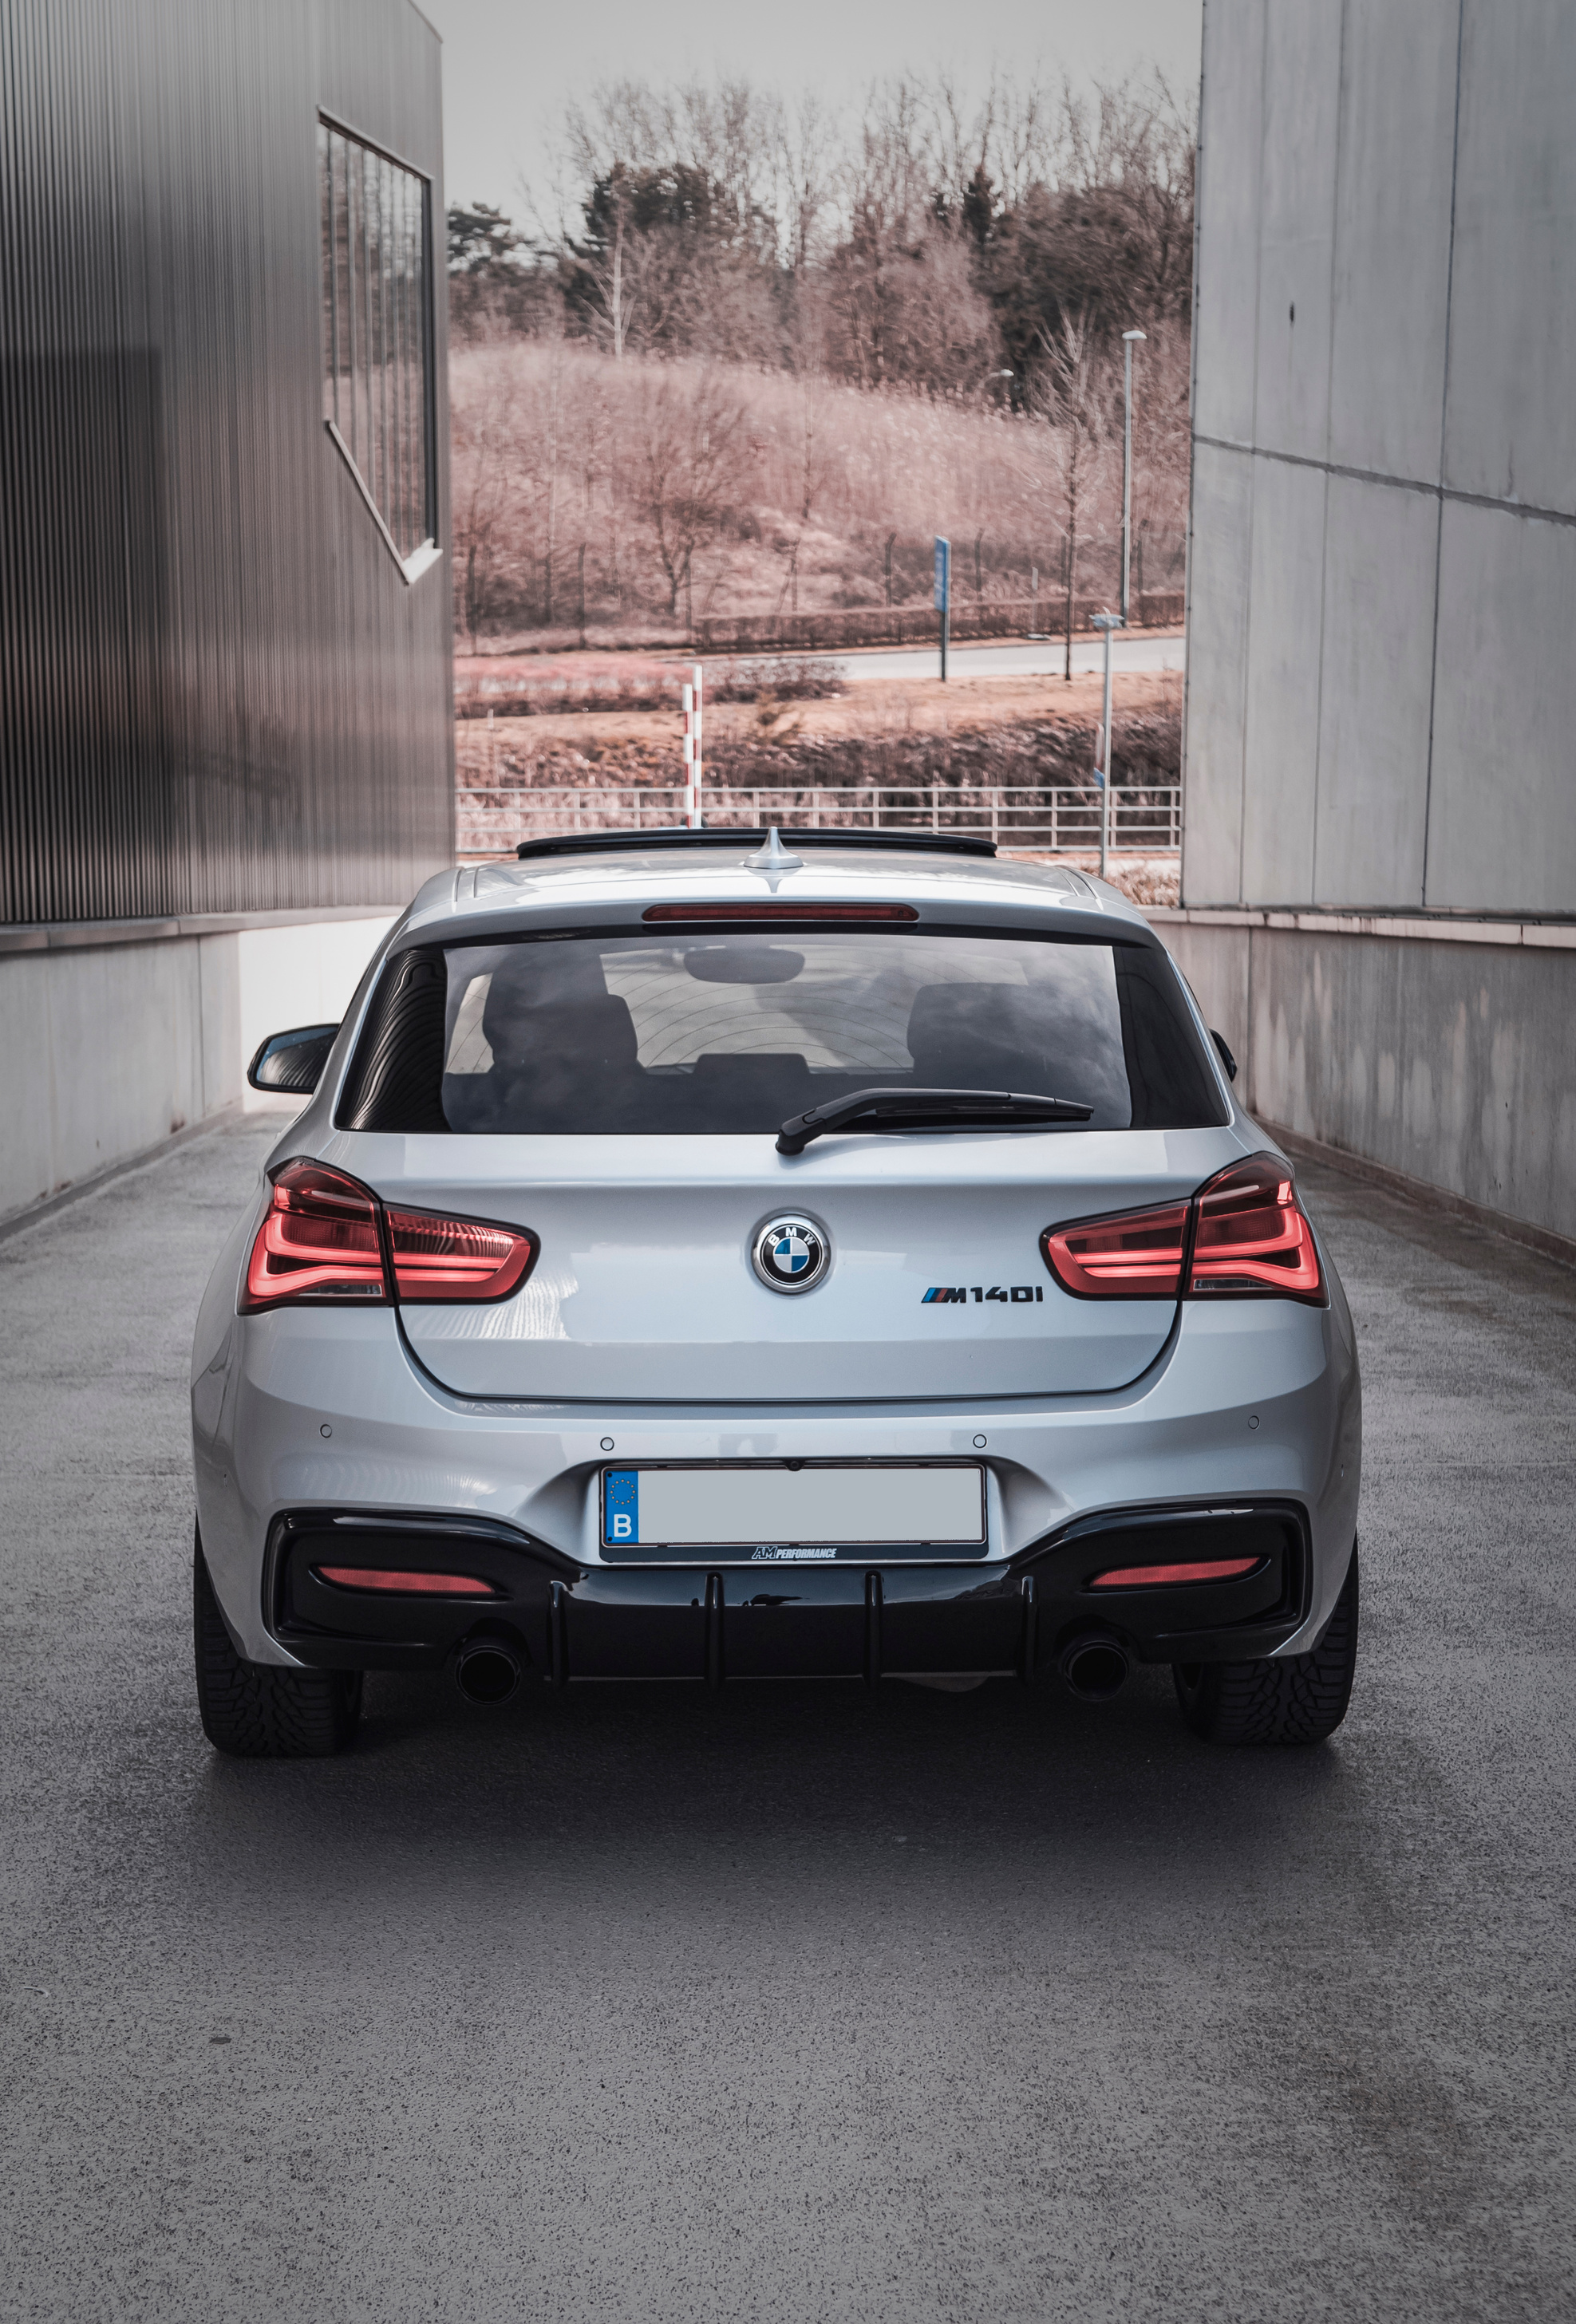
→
(338, 931, 1226, 1134)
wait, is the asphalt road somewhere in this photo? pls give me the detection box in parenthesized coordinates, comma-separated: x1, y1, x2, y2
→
(811, 633, 1187, 685)
(2, 1117, 1573, 2324)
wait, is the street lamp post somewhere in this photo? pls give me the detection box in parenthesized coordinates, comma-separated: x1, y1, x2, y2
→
(934, 536, 950, 682)
(1091, 610, 1124, 879)
(1120, 329, 1147, 626)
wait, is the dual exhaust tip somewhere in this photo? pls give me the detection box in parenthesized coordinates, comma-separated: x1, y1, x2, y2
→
(1057, 1632, 1131, 1703)
(453, 1634, 523, 1706)
(452, 1629, 1130, 1707)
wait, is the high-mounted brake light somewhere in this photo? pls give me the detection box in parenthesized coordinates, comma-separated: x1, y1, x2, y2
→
(1041, 1152, 1323, 1304)
(315, 1567, 496, 1596)
(1090, 1557, 1262, 1588)
(642, 902, 918, 922)
(243, 1162, 537, 1311)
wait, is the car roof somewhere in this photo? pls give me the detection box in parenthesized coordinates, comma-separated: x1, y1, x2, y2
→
(402, 838, 1157, 949)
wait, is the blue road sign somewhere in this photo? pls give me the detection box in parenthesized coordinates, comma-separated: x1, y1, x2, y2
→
(933, 536, 950, 611)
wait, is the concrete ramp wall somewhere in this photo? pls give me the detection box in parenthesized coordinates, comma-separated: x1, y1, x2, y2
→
(0, 912, 397, 1226)
(1185, 2, 1576, 1248)
(1155, 909, 1576, 1255)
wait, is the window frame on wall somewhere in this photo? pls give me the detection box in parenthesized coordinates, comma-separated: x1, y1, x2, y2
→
(318, 111, 440, 586)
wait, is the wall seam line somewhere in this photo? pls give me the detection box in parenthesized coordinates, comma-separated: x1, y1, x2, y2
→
(1309, 0, 1351, 906)
(1188, 439, 1576, 534)
(1422, 0, 1468, 910)
(1238, 0, 1272, 908)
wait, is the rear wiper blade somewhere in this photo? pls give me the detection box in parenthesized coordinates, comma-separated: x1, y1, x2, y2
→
(776, 1086, 1093, 1156)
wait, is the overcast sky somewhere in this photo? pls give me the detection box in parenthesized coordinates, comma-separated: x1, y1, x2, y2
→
(419, 0, 1203, 219)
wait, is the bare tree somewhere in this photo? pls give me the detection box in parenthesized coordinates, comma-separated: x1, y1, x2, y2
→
(1030, 310, 1114, 680)
(630, 366, 749, 619)
(449, 357, 519, 652)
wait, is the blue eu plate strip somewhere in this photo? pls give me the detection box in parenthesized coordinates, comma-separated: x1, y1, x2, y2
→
(604, 1468, 639, 1545)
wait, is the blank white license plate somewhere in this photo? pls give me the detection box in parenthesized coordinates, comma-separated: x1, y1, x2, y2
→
(601, 1464, 985, 1557)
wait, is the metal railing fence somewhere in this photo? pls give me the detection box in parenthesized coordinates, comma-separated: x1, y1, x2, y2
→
(456, 783, 1181, 860)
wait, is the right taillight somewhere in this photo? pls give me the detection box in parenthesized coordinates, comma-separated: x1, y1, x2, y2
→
(1042, 1152, 1324, 1305)
(1189, 1155, 1323, 1302)
(1042, 1201, 1191, 1298)
(243, 1162, 538, 1312)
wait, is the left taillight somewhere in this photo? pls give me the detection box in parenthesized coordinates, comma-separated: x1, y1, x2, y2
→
(243, 1162, 387, 1309)
(242, 1161, 536, 1312)
(1041, 1152, 1324, 1305)
(385, 1206, 536, 1303)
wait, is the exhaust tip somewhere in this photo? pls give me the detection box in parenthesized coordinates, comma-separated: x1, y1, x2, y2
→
(1059, 1633, 1130, 1703)
(454, 1637, 523, 1707)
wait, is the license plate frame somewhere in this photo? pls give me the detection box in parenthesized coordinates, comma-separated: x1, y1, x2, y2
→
(599, 1460, 988, 1564)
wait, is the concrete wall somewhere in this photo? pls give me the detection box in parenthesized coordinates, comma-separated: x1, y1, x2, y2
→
(1184, 2, 1576, 1247)
(0, 913, 397, 1225)
(1156, 913, 1576, 1249)
(1187, 0, 1576, 917)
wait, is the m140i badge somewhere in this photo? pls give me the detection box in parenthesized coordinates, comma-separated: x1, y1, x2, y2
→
(752, 1215, 829, 1294)
(923, 1284, 1044, 1304)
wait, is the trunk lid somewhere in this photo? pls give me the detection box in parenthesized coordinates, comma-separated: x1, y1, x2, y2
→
(347, 1129, 1227, 1403)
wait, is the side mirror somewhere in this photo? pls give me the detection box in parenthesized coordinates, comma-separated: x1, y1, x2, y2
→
(1211, 1029, 1238, 1083)
(247, 1024, 340, 1095)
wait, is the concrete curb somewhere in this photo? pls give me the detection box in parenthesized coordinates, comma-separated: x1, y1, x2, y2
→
(1266, 1119, 1576, 1273)
(0, 1106, 256, 1245)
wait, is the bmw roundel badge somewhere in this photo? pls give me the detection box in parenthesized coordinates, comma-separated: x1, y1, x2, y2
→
(752, 1214, 830, 1295)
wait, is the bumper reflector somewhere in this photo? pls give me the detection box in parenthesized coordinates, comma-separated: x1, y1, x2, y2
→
(1089, 1557, 1262, 1589)
(315, 1566, 496, 1596)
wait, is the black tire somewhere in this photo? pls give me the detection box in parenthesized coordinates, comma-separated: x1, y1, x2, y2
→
(193, 1528, 361, 1758)
(1173, 1542, 1359, 1746)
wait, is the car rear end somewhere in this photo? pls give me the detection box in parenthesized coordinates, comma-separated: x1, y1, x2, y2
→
(190, 836, 1361, 1745)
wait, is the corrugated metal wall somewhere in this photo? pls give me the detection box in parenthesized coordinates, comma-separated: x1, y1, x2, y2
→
(0, 0, 453, 926)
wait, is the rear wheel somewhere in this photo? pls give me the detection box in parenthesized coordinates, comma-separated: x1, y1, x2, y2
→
(193, 1528, 361, 1757)
(1173, 1543, 1358, 1745)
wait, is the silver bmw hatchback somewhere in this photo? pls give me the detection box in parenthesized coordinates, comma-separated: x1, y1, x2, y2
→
(190, 830, 1361, 1755)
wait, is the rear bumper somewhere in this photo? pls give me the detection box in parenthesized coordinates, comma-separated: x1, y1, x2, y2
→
(263, 1498, 1319, 1682)
(193, 1288, 1361, 1672)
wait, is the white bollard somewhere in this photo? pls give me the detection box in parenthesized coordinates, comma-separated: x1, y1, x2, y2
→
(691, 661, 704, 827)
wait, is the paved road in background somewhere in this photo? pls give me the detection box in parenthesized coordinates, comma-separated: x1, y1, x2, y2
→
(816, 632, 1187, 684)
(2, 1119, 1573, 2323)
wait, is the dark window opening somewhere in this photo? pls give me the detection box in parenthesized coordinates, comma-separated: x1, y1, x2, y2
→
(318, 117, 436, 579)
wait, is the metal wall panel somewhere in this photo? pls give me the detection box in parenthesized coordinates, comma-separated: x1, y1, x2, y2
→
(0, 0, 452, 925)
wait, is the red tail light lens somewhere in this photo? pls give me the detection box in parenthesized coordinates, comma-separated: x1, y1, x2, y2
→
(1041, 1153, 1324, 1304)
(386, 1209, 536, 1303)
(315, 1566, 496, 1596)
(243, 1163, 538, 1311)
(1090, 1557, 1262, 1588)
(1191, 1156, 1322, 1301)
(1042, 1201, 1189, 1298)
(243, 1162, 387, 1309)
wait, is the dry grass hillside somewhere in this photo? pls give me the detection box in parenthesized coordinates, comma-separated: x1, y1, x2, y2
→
(450, 341, 1188, 652)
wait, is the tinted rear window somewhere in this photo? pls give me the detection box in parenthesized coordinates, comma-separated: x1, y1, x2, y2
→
(338, 932, 1226, 1134)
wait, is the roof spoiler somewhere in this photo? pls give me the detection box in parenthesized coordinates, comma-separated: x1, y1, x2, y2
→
(514, 826, 998, 862)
